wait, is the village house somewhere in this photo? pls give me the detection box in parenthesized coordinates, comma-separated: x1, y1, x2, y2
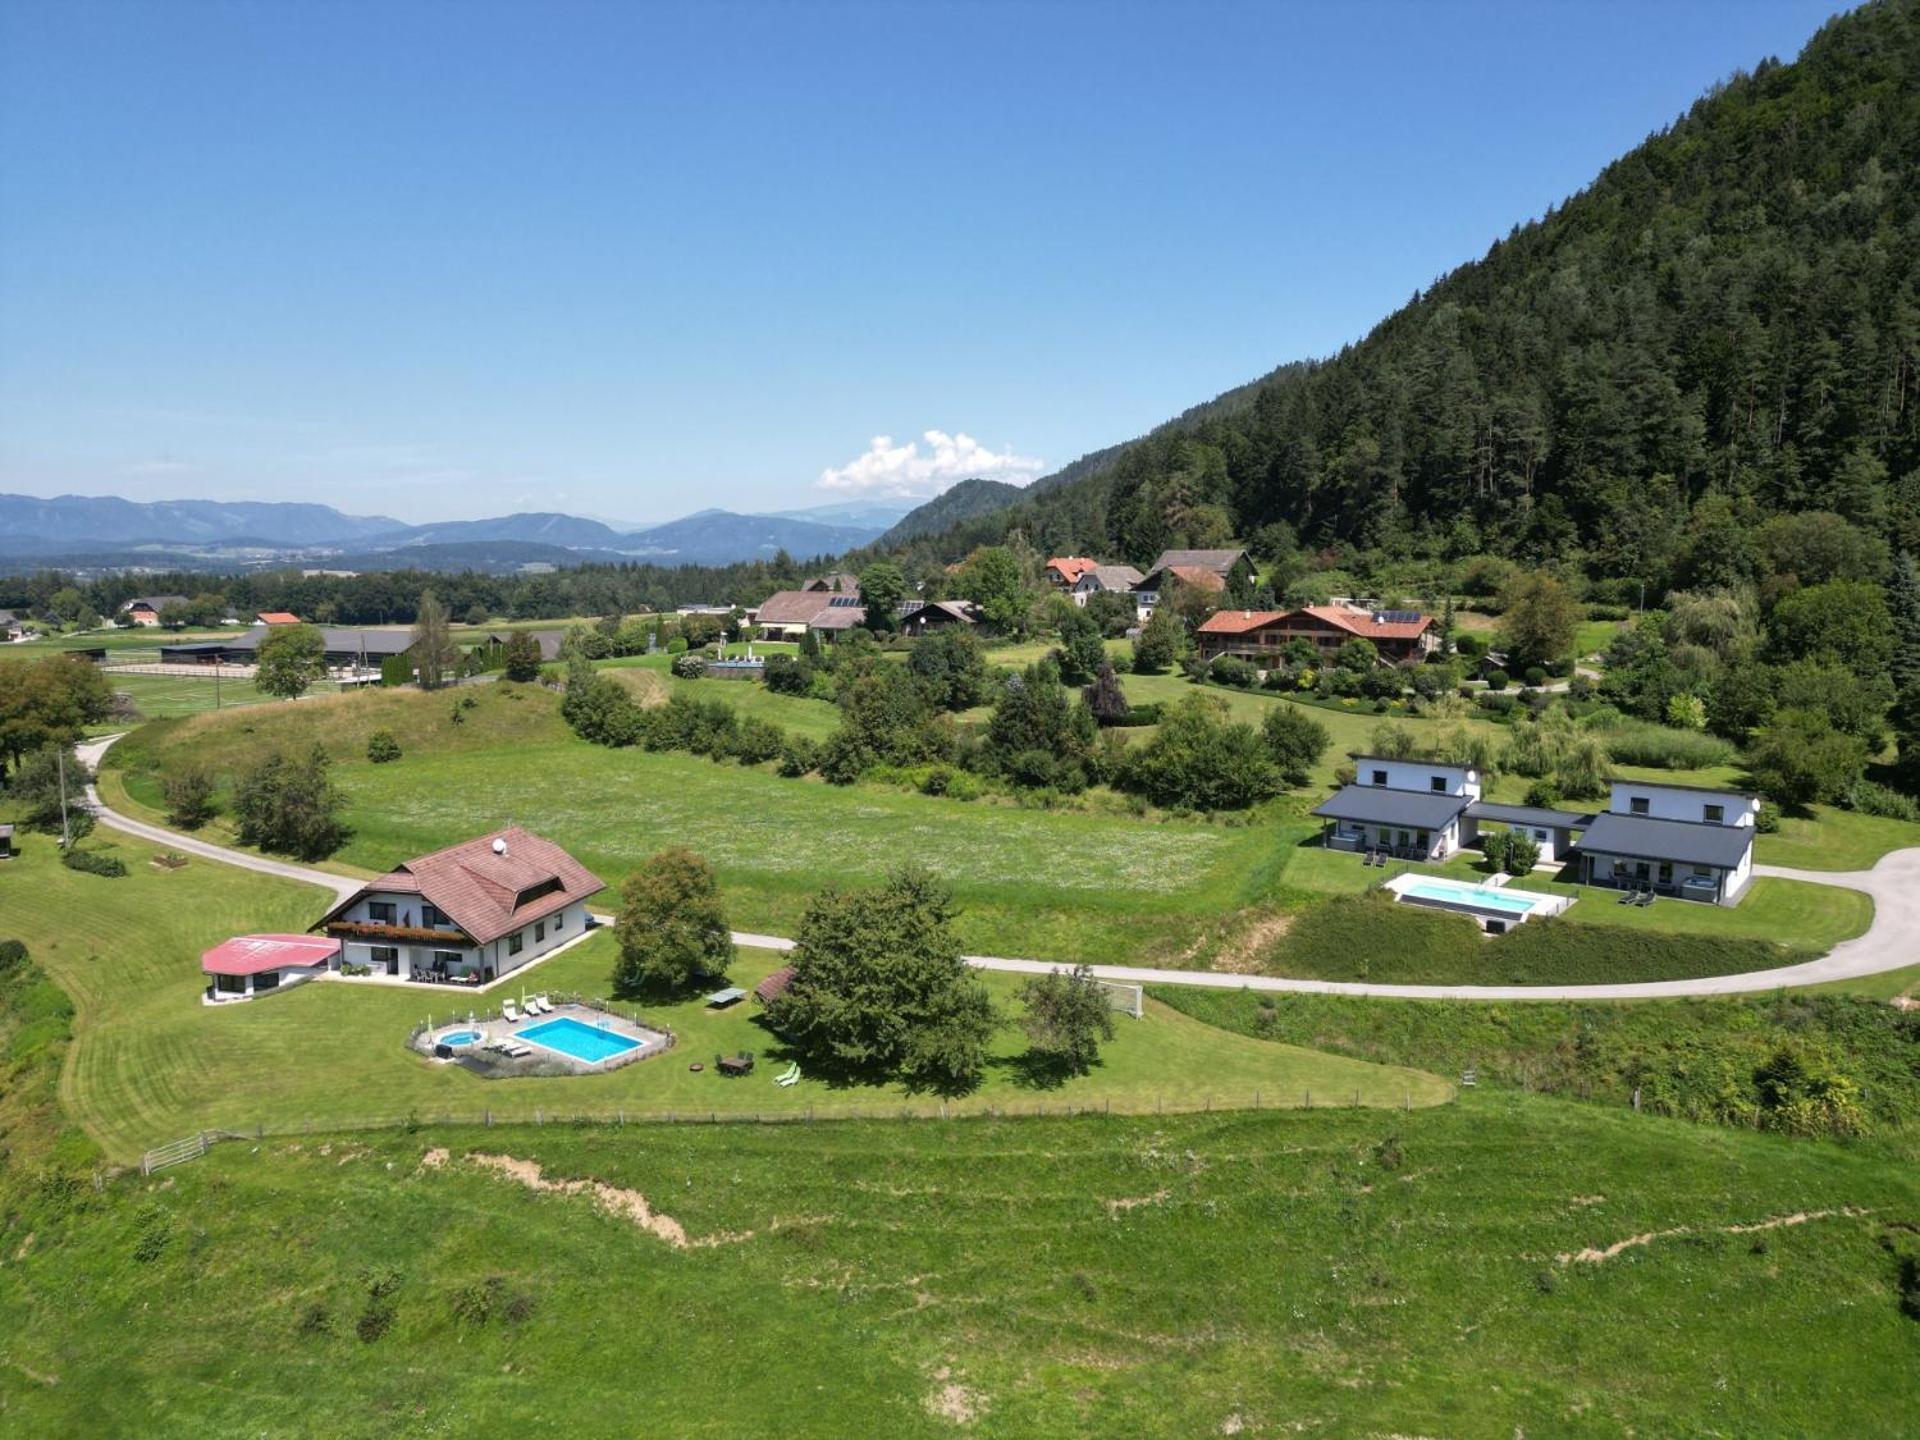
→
(1071, 564, 1144, 607)
(1196, 604, 1435, 665)
(312, 827, 605, 983)
(1136, 548, 1255, 606)
(1312, 756, 1482, 861)
(1576, 780, 1758, 905)
(1134, 564, 1226, 616)
(120, 594, 189, 626)
(1044, 557, 1098, 592)
(200, 934, 343, 1003)
(802, 572, 861, 594)
(899, 599, 978, 636)
(255, 610, 302, 625)
(481, 628, 569, 663)
(0, 609, 30, 642)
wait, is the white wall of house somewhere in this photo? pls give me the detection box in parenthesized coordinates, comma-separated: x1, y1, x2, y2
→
(1583, 847, 1751, 906)
(337, 899, 588, 980)
(1355, 758, 1482, 801)
(206, 965, 326, 1002)
(1607, 784, 1757, 826)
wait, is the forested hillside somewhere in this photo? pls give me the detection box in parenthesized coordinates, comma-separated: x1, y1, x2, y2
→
(894, 0, 1919, 591)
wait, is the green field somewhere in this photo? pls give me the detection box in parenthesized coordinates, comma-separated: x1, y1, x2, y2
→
(4, 1093, 1916, 1437)
(101, 676, 1912, 974)
(0, 833, 1444, 1162)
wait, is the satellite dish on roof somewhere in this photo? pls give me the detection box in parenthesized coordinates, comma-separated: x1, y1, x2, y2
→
(492, 838, 507, 855)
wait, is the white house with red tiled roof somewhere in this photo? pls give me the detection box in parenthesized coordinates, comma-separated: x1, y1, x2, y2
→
(312, 827, 605, 984)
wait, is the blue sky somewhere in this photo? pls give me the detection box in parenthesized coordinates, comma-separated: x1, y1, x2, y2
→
(0, 0, 1842, 526)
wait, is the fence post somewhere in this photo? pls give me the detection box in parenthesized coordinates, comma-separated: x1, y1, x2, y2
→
(1304, 1089, 1312, 1109)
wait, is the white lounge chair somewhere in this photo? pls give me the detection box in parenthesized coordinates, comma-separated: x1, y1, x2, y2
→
(501, 999, 523, 1024)
(504, 1043, 532, 1059)
(775, 1063, 801, 1088)
(533, 995, 555, 1015)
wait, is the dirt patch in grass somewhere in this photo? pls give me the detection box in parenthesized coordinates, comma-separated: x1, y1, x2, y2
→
(1105, 1189, 1170, 1216)
(1556, 1206, 1870, 1264)
(925, 1366, 987, 1425)
(454, 1150, 750, 1249)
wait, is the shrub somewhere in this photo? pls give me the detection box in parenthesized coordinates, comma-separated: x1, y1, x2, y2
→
(1120, 702, 1163, 727)
(365, 730, 402, 764)
(1485, 668, 1509, 691)
(1839, 778, 1920, 821)
(763, 653, 814, 696)
(730, 715, 785, 765)
(1117, 694, 1280, 811)
(1523, 665, 1548, 687)
(1600, 724, 1734, 770)
(1208, 655, 1258, 688)
(0, 939, 26, 974)
(62, 847, 128, 878)
(666, 636, 688, 655)
(161, 763, 219, 828)
(1523, 780, 1562, 809)
(1756, 801, 1781, 833)
(670, 653, 708, 679)
(777, 736, 821, 777)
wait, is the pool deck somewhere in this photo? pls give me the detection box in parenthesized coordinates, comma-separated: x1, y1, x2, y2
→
(413, 1002, 671, 1077)
(1381, 872, 1575, 924)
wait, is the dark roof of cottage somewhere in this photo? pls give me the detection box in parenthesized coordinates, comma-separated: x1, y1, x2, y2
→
(1142, 564, 1227, 594)
(1311, 785, 1470, 829)
(756, 590, 839, 625)
(124, 594, 189, 610)
(205, 627, 416, 657)
(1465, 800, 1598, 830)
(317, 826, 604, 947)
(1147, 549, 1247, 576)
(488, 628, 567, 661)
(1077, 564, 1144, 590)
(1579, 812, 1754, 869)
(902, 600, 976, 625)
(754, 965, 796, 1003)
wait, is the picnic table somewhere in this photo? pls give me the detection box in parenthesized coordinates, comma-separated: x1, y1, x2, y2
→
(716, 1054, 755, 1077)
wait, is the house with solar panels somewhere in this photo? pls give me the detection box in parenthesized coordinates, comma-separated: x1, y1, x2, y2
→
(1196, 604, 1435, 665)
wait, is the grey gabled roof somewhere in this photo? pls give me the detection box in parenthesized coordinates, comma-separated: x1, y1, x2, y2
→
(1466, 801, 1598, 830)
(1312, 785, 1470, 830)
(1579, 812, 1753, 869)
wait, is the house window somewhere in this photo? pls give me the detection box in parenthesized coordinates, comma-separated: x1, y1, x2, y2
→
(535, 920, 546, 943)
(422, 904, 449, 928)
(507, 932, 524, 956)
(1703, 804, 1724, 824)
(433, 949, 464, 970)
(370, 945, 398, 970)
(1692, 865, 1712, 877)
(254, 970, 280, 991)
(554, 909, 564, 931)
(215, 973, 246, 994)
(1629, 797, 1650, 816)
(1430, 776, 1447, 792)
(1371, 770, 1388, 786)
(1657, 862, 1673, 884)
(367, 901, 395, 924)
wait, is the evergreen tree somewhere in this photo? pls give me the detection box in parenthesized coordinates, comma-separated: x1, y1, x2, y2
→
(411, 590, 461, 690)
(1132, 605, 1184, 674)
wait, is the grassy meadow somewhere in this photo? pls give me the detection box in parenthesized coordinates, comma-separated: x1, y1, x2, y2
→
(0, 832, 1445, 1162)
(97, 664, 1917, 977)
(3, 1093, 1917, 1437)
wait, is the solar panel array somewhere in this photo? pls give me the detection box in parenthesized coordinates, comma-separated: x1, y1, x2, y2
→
(1374, 609, 1423, 624)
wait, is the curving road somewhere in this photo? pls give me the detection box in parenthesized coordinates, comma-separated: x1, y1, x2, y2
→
(75, 735, 1917, 1002)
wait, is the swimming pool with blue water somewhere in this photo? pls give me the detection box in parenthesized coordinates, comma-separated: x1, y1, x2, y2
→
(517, 1015, 644, 1065)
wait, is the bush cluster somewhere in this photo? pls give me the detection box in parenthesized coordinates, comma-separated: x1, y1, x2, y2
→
(61, 847, 128, 878)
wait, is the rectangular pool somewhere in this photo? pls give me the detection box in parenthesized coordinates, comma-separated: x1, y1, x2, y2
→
(1401, 880, 1543, 915)
(518, 1015, 644, 1065)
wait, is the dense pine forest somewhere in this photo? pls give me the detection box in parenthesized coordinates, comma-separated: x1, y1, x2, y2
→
(891, 0, 1919, 596)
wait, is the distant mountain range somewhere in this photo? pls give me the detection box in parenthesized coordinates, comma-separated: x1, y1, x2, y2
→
(0, 492, 917, 569)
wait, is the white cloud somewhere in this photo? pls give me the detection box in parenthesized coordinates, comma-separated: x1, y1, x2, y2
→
(817, 430, 1044, 497)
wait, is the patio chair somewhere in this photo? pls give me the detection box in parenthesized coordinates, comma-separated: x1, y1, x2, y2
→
(505, 1043, 532, 1059)
(1616, 886, 1635, 904)
(501, 999, 523, 1024)
(1635, 889, 1656, 907)
(775, 1063, 801, 1088)
(534, 995, 555, 1014)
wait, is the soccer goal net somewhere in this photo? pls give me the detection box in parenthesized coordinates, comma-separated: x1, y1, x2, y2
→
(1094, 979, 1144, 1019)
